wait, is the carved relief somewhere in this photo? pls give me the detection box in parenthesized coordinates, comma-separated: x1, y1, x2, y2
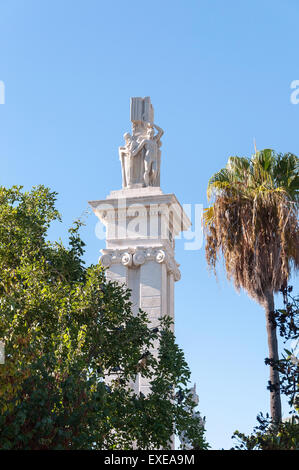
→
(155, 250, 166, 264)
(100, 246, 180, 281)
(121, 252, 132, 266)
(118, 97, 164, 189)
(132, 251, 146, 266)
(100, 253, 112, 268)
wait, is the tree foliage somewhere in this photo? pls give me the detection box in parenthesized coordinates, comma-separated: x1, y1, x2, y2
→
(0, 185, 208, 450)
(266, 286, 299, 412)
(233, 287, 299, 450)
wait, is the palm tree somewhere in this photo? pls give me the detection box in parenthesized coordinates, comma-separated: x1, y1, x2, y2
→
(204, 149, 299, 425)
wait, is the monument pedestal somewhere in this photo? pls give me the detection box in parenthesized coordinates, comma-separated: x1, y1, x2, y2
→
(89, 187, 190, 397)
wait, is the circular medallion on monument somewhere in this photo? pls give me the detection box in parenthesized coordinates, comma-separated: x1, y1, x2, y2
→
(121, 252, 132, 266)
(155, 250, 166, 264)
(99, 253, 112, 267)
(133, 251, 145, 266)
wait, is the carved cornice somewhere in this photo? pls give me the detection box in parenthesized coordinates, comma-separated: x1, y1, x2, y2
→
(100, 246, 181, 281)
(88, 192, 192, 234)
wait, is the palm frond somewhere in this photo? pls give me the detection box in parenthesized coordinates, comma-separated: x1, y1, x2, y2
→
(205, 149, 299, 304)
(203, 206, 214, 227)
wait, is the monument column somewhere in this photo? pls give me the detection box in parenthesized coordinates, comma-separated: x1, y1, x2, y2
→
(89, 97, 190, 398)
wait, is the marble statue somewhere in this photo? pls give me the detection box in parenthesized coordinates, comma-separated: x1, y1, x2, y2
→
(118, 132, 138, 188)
(118, 97, 164, 189)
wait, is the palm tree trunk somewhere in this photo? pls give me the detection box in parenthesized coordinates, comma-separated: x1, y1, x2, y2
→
(263, 290, 282, 425)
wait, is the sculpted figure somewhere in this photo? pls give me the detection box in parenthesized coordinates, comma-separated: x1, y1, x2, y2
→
(118, 98, 164, 188)
(118, 132, 139, 187)
(130, 124, 164, 186)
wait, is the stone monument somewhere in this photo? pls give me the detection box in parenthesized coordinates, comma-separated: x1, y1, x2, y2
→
(89, 97, 191, 398)
(178, 383, 205, 449)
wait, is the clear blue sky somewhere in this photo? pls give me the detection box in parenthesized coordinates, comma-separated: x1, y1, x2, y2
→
(0, 0, 298, 449)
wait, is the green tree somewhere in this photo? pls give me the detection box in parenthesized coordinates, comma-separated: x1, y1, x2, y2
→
(0, 185, 208, 450)
(232, 286, 299, 450)
(204, 150, 299, 425)
(265, 286, 299, 414)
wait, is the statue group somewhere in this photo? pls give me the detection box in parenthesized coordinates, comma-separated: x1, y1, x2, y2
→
(119, 97, 164, 188)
